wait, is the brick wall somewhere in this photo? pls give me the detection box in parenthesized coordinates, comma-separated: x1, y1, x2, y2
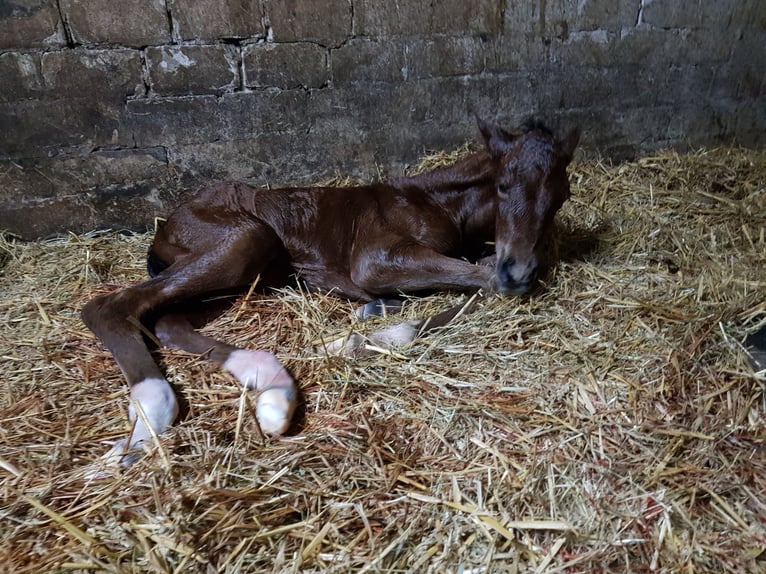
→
(1, 0, 764, 239)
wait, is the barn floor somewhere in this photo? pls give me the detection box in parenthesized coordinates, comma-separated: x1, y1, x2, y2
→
(1, 147, 765, 573)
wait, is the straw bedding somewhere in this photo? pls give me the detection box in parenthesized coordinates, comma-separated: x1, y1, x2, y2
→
(1, 145, 765, 573)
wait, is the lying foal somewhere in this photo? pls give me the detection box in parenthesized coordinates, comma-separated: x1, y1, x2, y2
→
(82, 119, 579, 465)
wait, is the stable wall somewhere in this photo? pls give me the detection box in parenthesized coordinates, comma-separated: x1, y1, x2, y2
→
(1, 0, 764, 239)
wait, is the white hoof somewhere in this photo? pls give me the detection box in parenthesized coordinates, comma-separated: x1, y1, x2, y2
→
(224, 350, 293, 390)
(368, 320, 419, 347)
(128, 378, 179, 446)
(256, 387, 296, 435)
(320, 332, 365, 356)
(99, 439, 141, 467)
(224, 350, 298, 434)
(85, 439, 139, 478)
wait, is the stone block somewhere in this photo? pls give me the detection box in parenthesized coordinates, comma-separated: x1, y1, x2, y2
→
(610, 27, 683, 67)
(485, 33, 548, 73)
(550, 25, 730, 70)
(171, 0, 264, 41)
(2, 49, 140, 155)
(548, 30, 615, 68)
(243, 42, 327, 89)
(263, 0, 352, 46)
(146, 45, 239, 96)
(406, 36, 487, 80)
(0, 52, 45, 103)
(0, 148, 168, 201)
(355, 0, 501, 37)
(720, 29, 766, 99)
(734, 96, 766, 146)
(641, 0, 744, 30)
(0, 0, 65, 49)
(41, 49, 144, 98)
(504, 0, 635, 38)
(0, 97, 134, 158)
(60, 0, 171, 46)
(0, 149, 175, 238)
(128, 90, 315, 148)
(167, 136, 351, 184)
(0, 181, 175, 238)
(331, 38, 405, 84)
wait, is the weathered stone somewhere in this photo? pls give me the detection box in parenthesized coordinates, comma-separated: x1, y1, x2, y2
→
(548, 25, 730, 70)
(719, 28, 766, 99)
(504, 0, 635, 38)
(0, 181, 177, 238)
(0, 97, 134, 157)
(171, 0, 264, 40)
(128, 90, 315, 148)
(331, 38, 405, 84)
(41, 49, 144, 98)
(0, 0, 65, 49)
(1, 0, 765, 238)
(0, 49, 140, 153)
(547, 30, 615, 68)
(641, 0, 745, 30)
(167, 136, 354, 184)
(610, 26, 685, 67)
(355, 0, 501, 37)
(263, 0, 351, 46)
(405, 37, 488, 80)
(147, 45, 239, 96)
(60, 0, 171, 46)
(0, 149, 176, 238)
(1, 49, 142, 157)
(244, 42, 327, 89)
(0, 52, 45, 103)
(0, 148, 168, 201)
(485, 33, 548, 73)
(734, 97, 766, 147)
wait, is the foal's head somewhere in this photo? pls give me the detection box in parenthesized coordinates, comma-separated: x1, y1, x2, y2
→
(479, 119, 580, 295)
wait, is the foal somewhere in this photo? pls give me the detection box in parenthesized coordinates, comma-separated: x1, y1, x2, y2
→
(82, 119, 579, 465)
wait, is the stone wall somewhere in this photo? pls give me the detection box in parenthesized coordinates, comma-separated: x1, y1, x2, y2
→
(1, 0, 764, 239)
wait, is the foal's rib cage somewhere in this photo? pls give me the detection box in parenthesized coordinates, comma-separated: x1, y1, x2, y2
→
(81, 119, 579, 470)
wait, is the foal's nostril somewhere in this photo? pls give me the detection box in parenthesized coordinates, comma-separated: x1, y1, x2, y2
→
(496, 257, 540, 294)
(496, 258, 515, 285)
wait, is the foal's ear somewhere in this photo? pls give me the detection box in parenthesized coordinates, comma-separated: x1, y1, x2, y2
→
(477, 117, 513, 158)
(558, 127, 581, 164)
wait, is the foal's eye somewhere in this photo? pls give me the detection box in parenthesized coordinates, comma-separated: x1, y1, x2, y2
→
(497, 187, 510, 200)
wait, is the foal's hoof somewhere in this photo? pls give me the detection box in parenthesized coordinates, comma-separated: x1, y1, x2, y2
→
(223, 350, 298, 435)
(355, 298, 404, 320)
(99, 439, 142, 467)
(84, 439, 141, 479)
(256, 387, 296, 435)
(318, 332, 366, 356)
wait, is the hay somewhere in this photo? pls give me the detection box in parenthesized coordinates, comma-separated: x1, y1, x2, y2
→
(1, 146, 765, 573)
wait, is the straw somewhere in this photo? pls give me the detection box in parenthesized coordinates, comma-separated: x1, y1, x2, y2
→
(1, 145, 765, 572)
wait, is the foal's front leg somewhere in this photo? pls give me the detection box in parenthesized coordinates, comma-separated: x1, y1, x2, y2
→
(352, 244, 495, 295)
(154, 312, 296, 435)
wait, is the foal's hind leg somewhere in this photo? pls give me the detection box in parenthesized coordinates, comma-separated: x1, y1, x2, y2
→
(82, 221, 294, 464)
(154, 312, 296, 435)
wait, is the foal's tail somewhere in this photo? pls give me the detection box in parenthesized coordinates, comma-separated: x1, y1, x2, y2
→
(320, 293, 483, 356)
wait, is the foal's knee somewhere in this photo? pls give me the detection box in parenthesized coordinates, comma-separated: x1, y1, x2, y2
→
(81, 294, 111, 334)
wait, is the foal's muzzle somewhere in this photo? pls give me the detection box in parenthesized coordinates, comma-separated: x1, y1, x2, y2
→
(496, 257, 538, 295)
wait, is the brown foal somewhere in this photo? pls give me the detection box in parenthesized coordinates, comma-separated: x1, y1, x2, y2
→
(82, 119, 579, 465)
